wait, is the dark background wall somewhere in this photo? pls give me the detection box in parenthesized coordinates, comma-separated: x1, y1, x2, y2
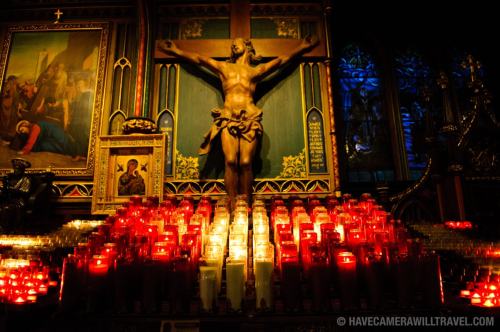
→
(333, 0, 499, 90)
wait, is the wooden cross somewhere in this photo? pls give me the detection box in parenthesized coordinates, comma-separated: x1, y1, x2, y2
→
(54, 8, 63, 23)
(154, 0, 326, 59)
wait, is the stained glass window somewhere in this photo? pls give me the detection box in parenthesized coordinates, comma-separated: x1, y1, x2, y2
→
(337, 44, 394, 182)
(395, 50, 434, 179)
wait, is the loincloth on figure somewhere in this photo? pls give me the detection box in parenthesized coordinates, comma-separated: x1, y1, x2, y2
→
(199, 108, 263, 155)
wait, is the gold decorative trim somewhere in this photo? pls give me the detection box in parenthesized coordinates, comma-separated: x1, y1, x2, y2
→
(159, 4, 229, 18)
(162, 178, 330, 197)
(250, 3, 322, 16)
(278, 148, 306, 178)
(448, 164, 464, 172)
(467, 147, 498, 173)
(51, 178, 331, 200)
(114, 56, 132, 70)
(324, 62, 340, 190)
(272, 18, 299, 39)
(180, 19, 205, 39)
(281, 180, 306, 192)
(389, 158, 433, 215)
(175, 149, 200, 180)
(35, 182, 95, 202)
(122, 117, 158, 134)
(457, 84, 492, 149)
(440, 124, 458, 133)
(92, 134, 166, 214)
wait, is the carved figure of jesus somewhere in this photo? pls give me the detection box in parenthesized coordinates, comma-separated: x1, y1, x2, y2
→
(158, 36, 318, 207)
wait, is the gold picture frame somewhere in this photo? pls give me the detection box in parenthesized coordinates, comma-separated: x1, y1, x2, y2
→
(92, 134, 166, 214)
(0, 23, 109, 176)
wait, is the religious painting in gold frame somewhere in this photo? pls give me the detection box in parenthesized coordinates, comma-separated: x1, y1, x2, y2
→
(92, 134, 166, 214)
(0, 23, 109, 176)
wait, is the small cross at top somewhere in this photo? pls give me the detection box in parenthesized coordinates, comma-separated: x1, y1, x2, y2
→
(54, 9, 63, 23)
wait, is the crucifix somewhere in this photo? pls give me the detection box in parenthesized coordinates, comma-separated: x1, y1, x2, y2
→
(53, 8, 63, 24)
(154, 0, 327, 207)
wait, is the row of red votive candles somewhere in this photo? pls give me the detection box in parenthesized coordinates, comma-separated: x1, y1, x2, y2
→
(0, 259, 58, 304)
(60, 195, 210, 312)
(265, 194, 439, 311)
(270, 194, 409, 275)
(60, 193, 444, 313)
(66, 193, 405, 277)
(69, 195, 211, 277)
(444, 221, 473, 230)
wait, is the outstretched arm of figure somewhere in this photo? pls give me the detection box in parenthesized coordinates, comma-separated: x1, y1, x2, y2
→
(254, 35, 319, 80)
(158, 39, 223, 75)
(19, 124, 41, 155)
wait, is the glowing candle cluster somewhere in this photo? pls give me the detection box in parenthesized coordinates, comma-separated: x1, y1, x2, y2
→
(271, 194, 402, 274)
(267, 194, 445, 310)
(55, 193, 449, 313)
(460, 274, 500, 307)
(253, 198, 274, 310)
(60, 195, 209, 311)
(0, 236, 50, 249)
(444, 221, 473, 230)
(0, 220, 104, 252)
(65, 195, 207, 274)
(199, 197, 230, 311)
(0, 258, 57, 305)
(225, 198, 249, 311)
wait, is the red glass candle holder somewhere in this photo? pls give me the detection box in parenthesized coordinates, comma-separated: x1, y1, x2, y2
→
(344, 198, 358, 212)
(187, 224, 202, 234)
(101, 243, 118, 265)
(152, 242, 177, 262)
(276, 231, 294, 247)
(144, 224, 159, 243)
(346, 228, 365, 246)
(88, 255, 109, 276)
(299, 222, 314, 234)
(279, 242, 298, 269)
(320, 223, 335, 243)
(336, 251, 356, 268)
(182, 233, 201, 258)
(74, 243, 91, 260)
(178, 197, 194, 224)
(275, 221, 292, 235)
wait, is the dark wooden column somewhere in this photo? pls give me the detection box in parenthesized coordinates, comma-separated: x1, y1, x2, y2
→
(230, 0, 250, 39)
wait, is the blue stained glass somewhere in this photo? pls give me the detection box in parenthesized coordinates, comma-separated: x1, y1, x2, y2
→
(395, 50, 432, 176)
(395, 51, 432, 94)
(400, 102, 427, 168)
(337, 44, 394, 182)
(338, 45, 381, 127)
